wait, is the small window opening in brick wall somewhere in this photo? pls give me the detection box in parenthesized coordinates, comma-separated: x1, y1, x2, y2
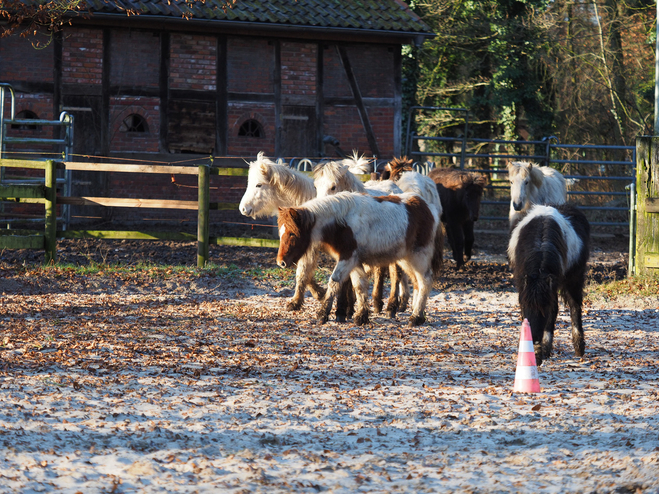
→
(121, 114, 149, 133)
(238, 119, 264, 138)
(12, 110, 40, 131)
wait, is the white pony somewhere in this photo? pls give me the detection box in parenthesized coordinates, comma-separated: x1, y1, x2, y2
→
(238, 152, 323, 311)
(239, 152, 315, 219)
(313, 160, 402, 198)
(277, 191, 442, 327)
(507, 161, 567, 229)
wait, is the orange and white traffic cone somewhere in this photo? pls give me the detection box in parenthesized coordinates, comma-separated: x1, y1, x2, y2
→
(513, 318, 541, 393)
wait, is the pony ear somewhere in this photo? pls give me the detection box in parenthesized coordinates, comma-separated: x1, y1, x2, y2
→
(529, 165, 544, 187)
(260, 161, 272, 181)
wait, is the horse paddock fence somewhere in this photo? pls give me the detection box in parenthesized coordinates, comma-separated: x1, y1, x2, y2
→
(0, 158, 278, 267)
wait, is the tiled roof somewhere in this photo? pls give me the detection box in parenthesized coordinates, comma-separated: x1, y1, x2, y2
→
(83, 0, 432, 35)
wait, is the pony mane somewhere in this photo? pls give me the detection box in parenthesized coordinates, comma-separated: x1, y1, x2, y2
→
(313, 160, 366, 193)
(386, 156, 414, 181)
(341, 150, 372, 174)
(250, 152, 316, 205)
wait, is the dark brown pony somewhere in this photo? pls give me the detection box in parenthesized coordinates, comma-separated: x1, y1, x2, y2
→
(428, 167, 487, 268)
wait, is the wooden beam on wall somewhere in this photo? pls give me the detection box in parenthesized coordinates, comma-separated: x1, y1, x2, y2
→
(316, 43, 324, 157)
(159, 32, 170, 153)
(53, 32, 63, 120)
(101, 28, 111, 155)
(336, 45, 380, 158)
(393, 45, 402, 158)
(274, 40, 282, 157)
(216, 35, 228, 156)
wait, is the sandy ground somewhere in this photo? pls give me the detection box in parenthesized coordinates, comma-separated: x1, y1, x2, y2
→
(0, 240, 658, 493)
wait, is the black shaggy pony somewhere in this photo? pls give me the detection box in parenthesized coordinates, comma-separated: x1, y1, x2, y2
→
(508, 204, 590, 366)
(428, 167, 487, 268)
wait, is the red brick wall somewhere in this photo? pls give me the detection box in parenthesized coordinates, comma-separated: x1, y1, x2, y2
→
(0, 35, 54, 83)
(109, 96, 161, 153)
(344, 45, 395, 98)
(62, 28, 103, 85)
(323, 46, 352, 99)
(281, 42, 316, 97)
(323, 44, 396, 158)
(227, 37, 273, 93)
(170, 34, 216, 91)
(110, 29, 160, 88)
(227, 104, 276, 156)
(323, 105, 395, 159)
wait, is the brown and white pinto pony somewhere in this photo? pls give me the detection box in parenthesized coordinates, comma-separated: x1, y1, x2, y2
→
(508, 204, 590, 366)
(313, 160, 407, 316)
(238, 152, 326, 311)
(507, 161, 567, 230)
(428, 167, 487, 268)
(277, 191, 442, 327)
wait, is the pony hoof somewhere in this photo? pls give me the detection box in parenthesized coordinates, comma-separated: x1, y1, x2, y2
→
(286, 299, 303, 311)
(335, 313, 347, 323)
(373, 301, 383, 314)
(409, 314, 426, 327)
(354, 312, 369, 326)
(386, 308, 397, 319)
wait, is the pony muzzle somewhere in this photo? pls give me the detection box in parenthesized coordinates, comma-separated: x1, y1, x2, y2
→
(512, 201, 523, 212)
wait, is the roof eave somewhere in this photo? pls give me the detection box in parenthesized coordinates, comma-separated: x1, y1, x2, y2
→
(73, 12, 435, 45)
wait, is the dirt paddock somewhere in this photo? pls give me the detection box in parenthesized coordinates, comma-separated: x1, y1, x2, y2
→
(0, 234, 658, 493)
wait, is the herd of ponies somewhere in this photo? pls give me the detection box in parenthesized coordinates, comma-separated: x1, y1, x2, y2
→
(239, 153, 589, 366)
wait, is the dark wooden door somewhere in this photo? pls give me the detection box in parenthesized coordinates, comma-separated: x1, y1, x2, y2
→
(279, 106, 317, 158)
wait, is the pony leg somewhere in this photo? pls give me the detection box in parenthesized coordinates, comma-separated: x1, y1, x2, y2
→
(287, 251, 318, 311)
(462, 220, 475, 262)
(318, 280, 339, 324)
(562, 284, 586, 358)
(536, 300, 559, 365)
(318, 257, 358, 324)
(349, 267, 370, 326)
(398, 269, 410, 313)
(385, 264, 400, 318)
(446, 222, 465, 268)
(403, 261, 431, 327)
(371, 266, 386, 314)
(335, 278, 355, 323)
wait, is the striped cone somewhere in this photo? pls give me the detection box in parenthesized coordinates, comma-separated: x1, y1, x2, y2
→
(513, 319, 541, 393)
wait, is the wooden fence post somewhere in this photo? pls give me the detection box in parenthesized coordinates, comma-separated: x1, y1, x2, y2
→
(44, 160, 57, 264)
(634, 136, 659, 275)
(197, 164, 210, 268)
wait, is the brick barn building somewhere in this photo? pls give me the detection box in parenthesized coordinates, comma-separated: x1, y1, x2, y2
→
(0, 1, 432, 230)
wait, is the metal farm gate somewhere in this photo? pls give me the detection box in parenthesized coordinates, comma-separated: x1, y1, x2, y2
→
(404, 106, 636, 232)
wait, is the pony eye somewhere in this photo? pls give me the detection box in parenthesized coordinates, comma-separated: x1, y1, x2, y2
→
(256, 183, 263, 188)
(331, 185, 336, 191)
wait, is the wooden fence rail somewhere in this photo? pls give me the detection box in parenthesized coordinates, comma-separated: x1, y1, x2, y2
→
(0, 158, 279, 267)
